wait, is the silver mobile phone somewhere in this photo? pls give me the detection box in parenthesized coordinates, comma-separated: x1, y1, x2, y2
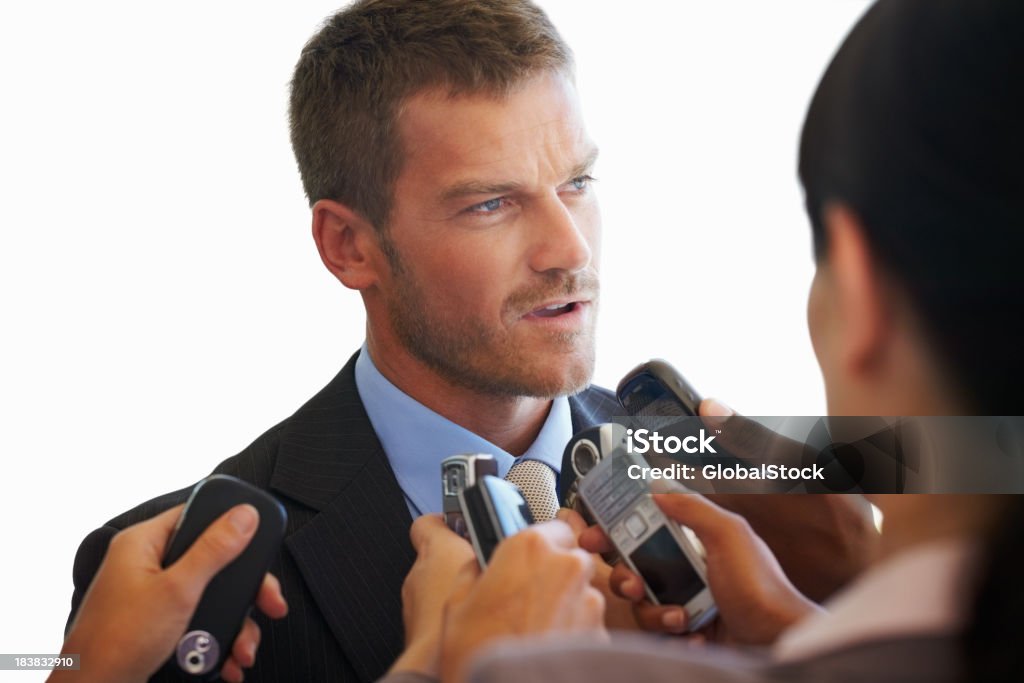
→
(441, 453, 498, 537)
(578, 449, 717, 631)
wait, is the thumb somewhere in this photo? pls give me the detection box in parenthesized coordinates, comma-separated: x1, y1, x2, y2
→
(556, 507, 588, 536)
(166, 504, 259, 588)
(409, 513, 449, 553)
(651, 493, 742, 548)
(699, 398, 735, 419)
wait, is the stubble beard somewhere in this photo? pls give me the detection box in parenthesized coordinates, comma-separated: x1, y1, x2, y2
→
(385, 258, 598, 399)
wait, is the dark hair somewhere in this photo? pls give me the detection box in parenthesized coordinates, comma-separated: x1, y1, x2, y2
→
(289, 0, 573, 230)
(799, 1, 1024, 679)
(798, 0, 1024, 415)
(964, 495, 1024, 681)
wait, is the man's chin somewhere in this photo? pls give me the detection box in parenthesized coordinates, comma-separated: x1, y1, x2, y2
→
(511, 355, 596, 399)
(399, 327, 596, 399)
(435, 353, 594, 399)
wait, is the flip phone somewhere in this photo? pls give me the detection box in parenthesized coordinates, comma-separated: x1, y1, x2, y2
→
(617, 359, 703, 426)
(441, 453, 498, 537)
(458, 475, 534, 568)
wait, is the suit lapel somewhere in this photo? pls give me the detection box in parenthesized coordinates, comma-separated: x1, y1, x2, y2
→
(270, 352, 414, 683)
(568, 385, 621, 432)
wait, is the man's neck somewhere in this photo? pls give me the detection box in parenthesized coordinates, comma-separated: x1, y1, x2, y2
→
(365, 340, 554, 457)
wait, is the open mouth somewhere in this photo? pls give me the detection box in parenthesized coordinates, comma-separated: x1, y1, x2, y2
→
(529, 301, 579, 318)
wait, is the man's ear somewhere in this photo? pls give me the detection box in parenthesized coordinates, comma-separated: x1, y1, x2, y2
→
(311, 199, 384, 290)
(822, 203, 890, 376)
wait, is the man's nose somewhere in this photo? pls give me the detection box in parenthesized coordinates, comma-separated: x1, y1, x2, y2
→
(527, 196, 593, 274)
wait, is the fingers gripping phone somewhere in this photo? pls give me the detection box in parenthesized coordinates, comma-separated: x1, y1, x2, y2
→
(441, 454, 498, 538)
(161, 475, 287, 679)
(578, 450, 717, 632)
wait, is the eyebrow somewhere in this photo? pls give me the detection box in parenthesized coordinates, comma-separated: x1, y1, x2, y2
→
(566, 146, 600, 184)
(440, 180, 524, 203)
(438, 145, 600, 204)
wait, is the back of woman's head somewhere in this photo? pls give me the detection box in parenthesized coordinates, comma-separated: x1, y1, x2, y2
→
(799, 0, 1024, 414)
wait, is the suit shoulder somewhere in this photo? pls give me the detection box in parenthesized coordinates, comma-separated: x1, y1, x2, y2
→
(207, 419, 289, 489)
(580, 383, 616, 402)
(102, 485, 193, 530)
(70, 419, 293, 630)
(99, 420, 289, 530)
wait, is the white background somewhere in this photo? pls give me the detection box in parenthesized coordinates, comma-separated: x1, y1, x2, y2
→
(0, 0, 871, 675)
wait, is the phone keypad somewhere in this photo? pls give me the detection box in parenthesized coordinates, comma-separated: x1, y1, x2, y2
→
(624, 513, 648, 538)
(639, 498, 659, 520)
(586, 466, 645, 522)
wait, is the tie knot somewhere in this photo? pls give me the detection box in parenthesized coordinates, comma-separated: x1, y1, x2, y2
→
(505, 459, 560, 522)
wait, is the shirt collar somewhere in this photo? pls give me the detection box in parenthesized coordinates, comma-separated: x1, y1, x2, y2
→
(354, 345, 573, 517)
(773, 537, 979, 662)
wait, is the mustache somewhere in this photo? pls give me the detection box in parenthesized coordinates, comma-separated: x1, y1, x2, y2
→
(504, 270, 601, 317)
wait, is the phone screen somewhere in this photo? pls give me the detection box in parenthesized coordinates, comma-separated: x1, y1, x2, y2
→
(483, 477, 534, 536)
(628, 526, 706, 606)
(620, 375, 695, 423)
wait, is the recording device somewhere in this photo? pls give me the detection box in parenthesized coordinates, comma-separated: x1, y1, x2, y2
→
(558, 423, 628, 521)
(441, 453, 498, 538)
(458, 475, 535, 568)
(617, 359, 703, 427)
(161, 475, 287, 679)
(578, 449, 716, 631)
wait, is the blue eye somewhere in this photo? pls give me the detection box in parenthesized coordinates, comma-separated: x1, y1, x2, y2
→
(466, 197, 507, 214)
(569, 175, 595, 191)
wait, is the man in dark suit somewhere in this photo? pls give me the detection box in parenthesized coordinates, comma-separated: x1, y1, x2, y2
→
(70, 354, 618, 683)
(67, 2, 874, 681)
(70, 2, 617, 681)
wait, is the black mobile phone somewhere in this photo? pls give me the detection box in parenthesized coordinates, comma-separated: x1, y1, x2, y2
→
(161, 475, 287, 679)
(617, 359, 703, 425)
(558, 423, 628, 520)
(458, 475, 534, 568)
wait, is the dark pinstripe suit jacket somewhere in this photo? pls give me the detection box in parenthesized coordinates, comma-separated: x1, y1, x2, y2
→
(67, 351, 620, 683)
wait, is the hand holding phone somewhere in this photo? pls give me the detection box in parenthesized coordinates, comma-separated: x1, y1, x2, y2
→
(59, 500, 288, 683)
(577, 450, 716, 632)
(161, 475, 287, 678)
(595, 492, 821, 643)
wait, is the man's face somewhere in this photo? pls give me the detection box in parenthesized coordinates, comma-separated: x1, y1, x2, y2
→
(377, 72, 601, 398)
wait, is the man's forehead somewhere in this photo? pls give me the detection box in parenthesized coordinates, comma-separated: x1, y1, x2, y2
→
(396, 72, 594, 182)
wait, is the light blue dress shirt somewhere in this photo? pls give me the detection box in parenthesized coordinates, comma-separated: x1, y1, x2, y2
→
(354, 345, 573, 518)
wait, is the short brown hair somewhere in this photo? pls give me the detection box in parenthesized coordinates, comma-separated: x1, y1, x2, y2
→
(289, 0, 574, 229)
